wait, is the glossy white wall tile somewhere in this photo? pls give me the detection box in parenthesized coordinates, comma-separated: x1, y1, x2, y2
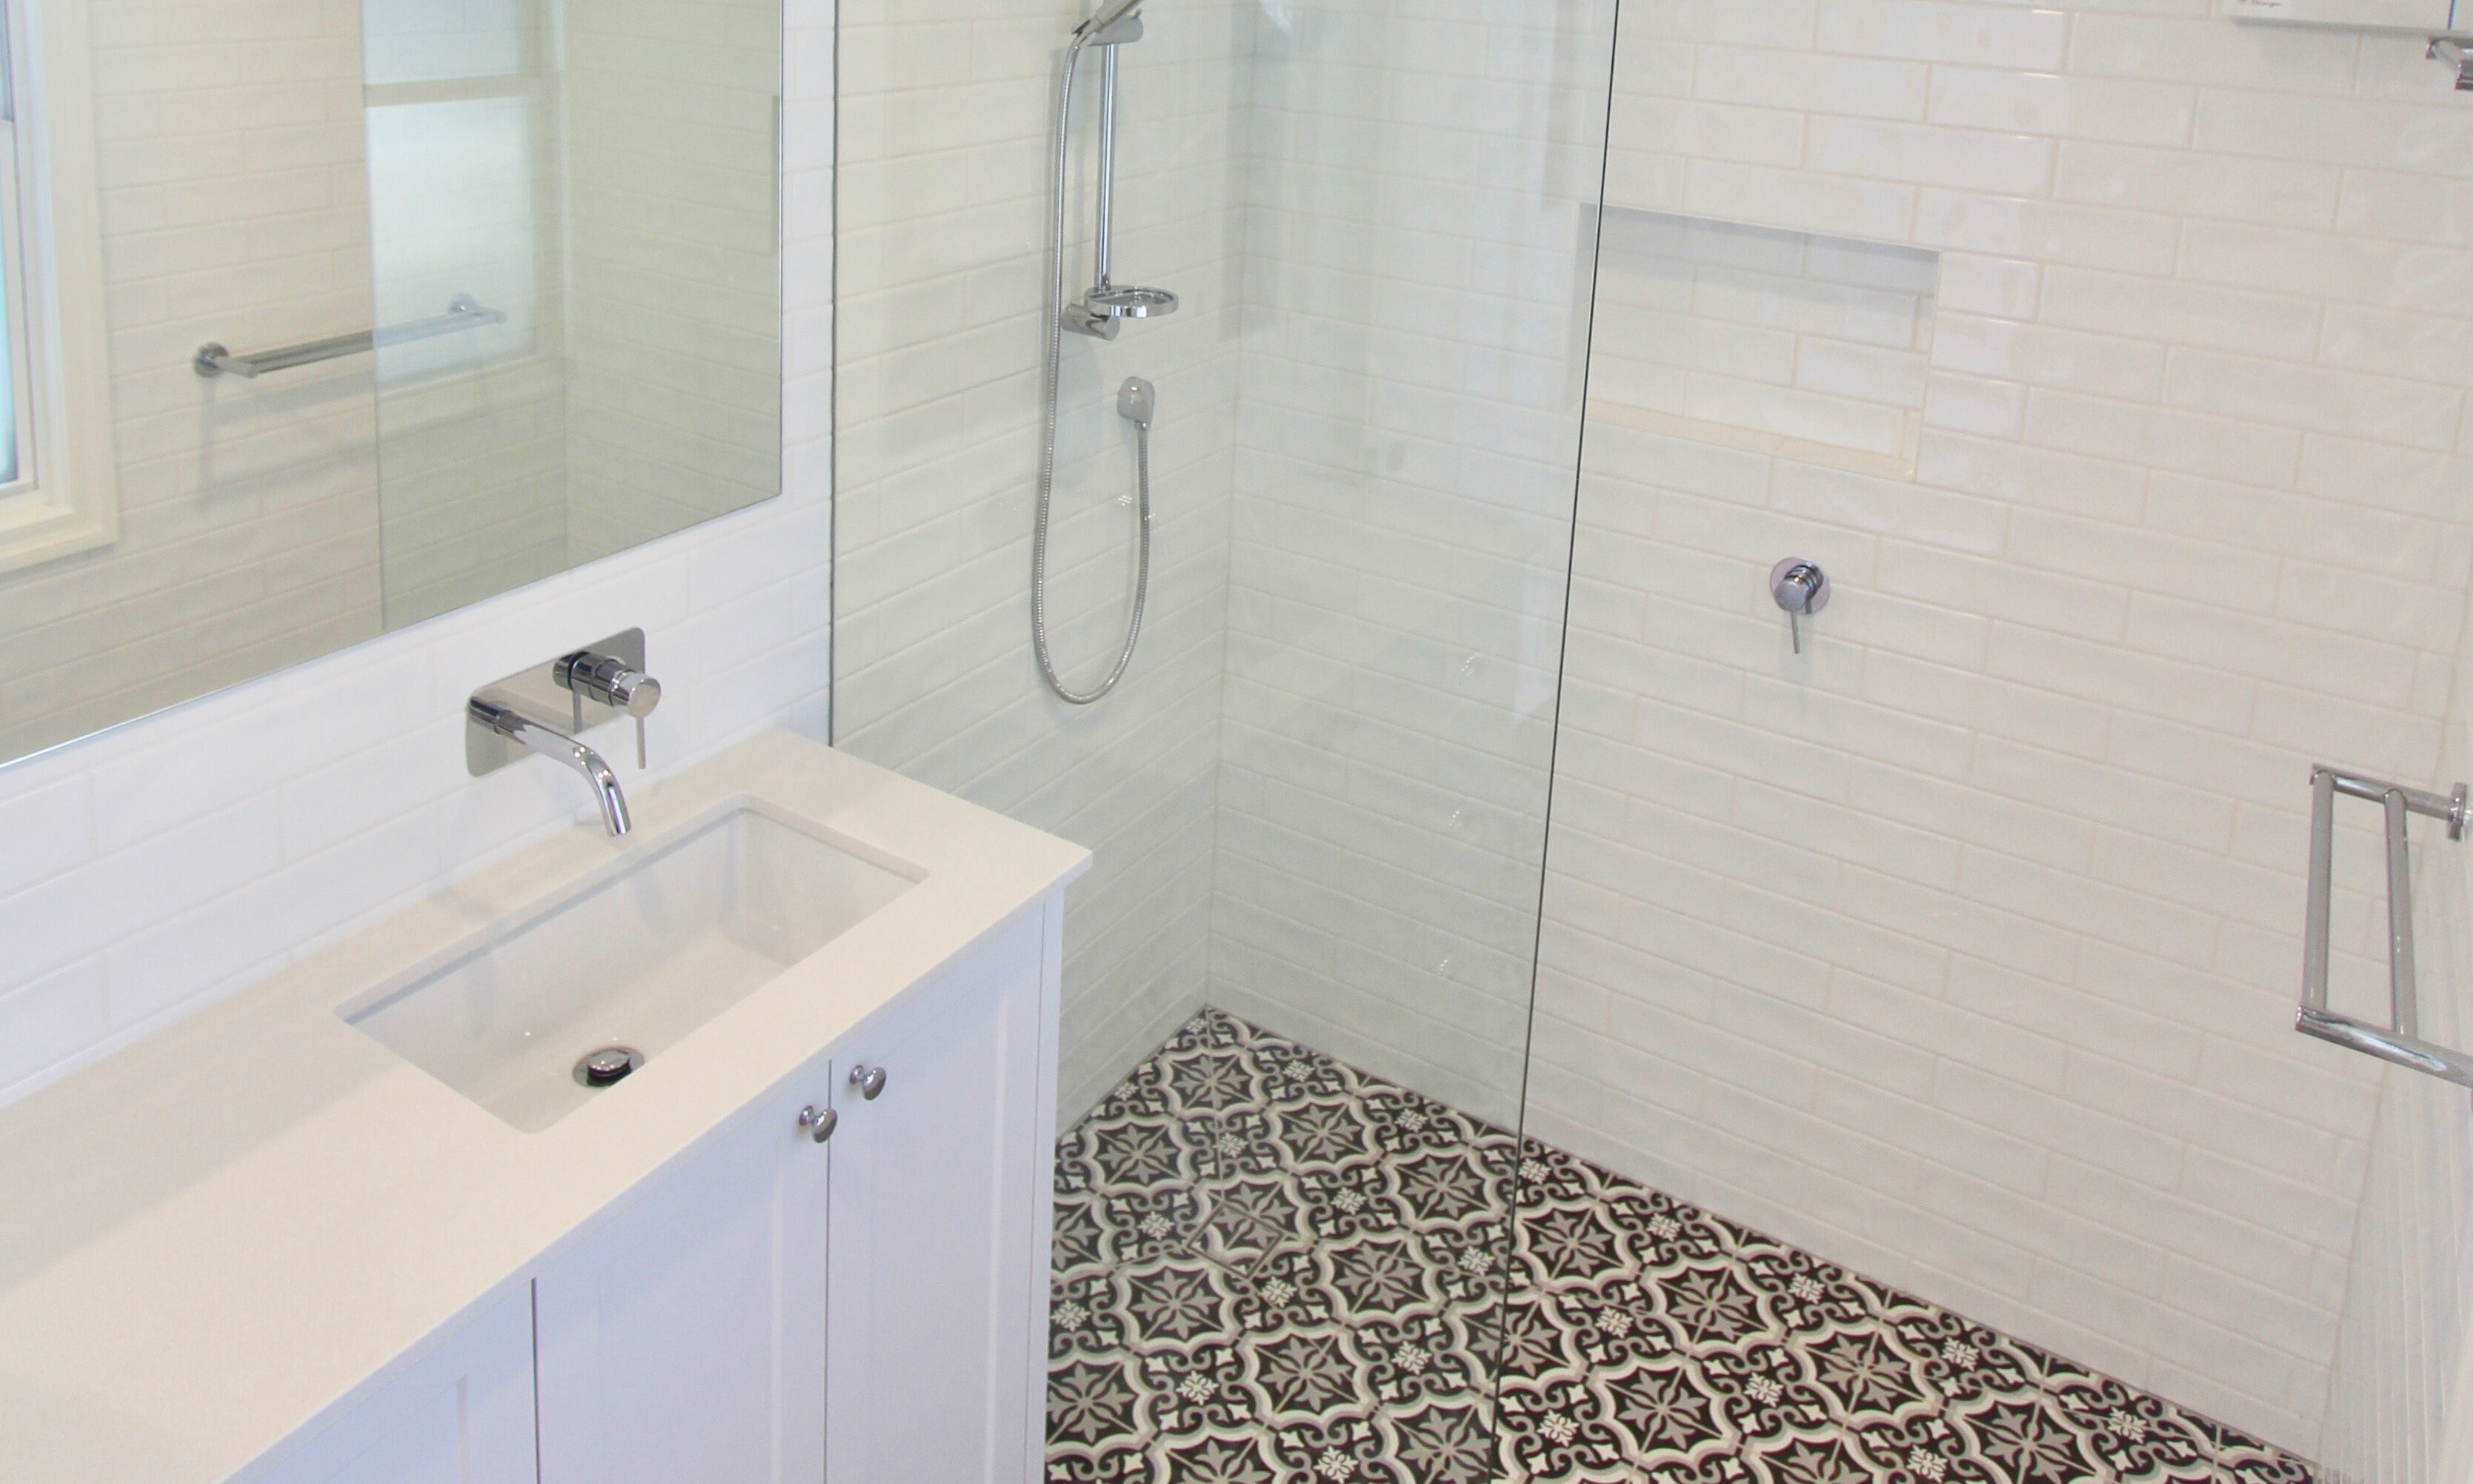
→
(563, 0, 785, 566)
(0, 0, 836, 1107)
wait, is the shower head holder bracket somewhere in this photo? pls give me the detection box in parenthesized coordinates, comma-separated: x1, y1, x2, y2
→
(1062, 285, 1177, 340)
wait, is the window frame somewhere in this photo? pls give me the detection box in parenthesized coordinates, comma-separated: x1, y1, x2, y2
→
(0, 0, 116, 576)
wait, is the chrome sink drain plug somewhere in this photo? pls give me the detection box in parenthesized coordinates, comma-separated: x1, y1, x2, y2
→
(575, 1046, 644, 1088)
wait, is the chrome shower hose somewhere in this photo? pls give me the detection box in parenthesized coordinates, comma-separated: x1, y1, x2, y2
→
(1032, 33, 1154, 707)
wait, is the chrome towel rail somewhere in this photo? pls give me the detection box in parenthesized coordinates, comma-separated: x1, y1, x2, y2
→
(193, 294, 504, 379)
(2299, 765, 2473, 1097)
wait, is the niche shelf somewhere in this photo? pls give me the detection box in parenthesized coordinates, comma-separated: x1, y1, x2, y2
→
(1588, 207, 1940, 481)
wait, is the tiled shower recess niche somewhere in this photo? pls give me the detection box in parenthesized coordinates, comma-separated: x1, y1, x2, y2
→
(1588, 210, 1940, 480)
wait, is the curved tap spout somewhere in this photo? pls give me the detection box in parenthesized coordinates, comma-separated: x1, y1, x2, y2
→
(468, 699, 633, 836)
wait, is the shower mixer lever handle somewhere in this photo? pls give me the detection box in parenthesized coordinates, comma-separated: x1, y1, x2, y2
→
(1770, 559, 1830, 656)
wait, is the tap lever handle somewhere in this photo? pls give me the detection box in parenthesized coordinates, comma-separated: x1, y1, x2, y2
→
(557, 649, 662, 718)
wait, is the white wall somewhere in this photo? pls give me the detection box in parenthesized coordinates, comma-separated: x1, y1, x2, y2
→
(832, 0, 1253, 1123)
(1590, 208, 1938, 476)
(1522, 0, 2473, 1456)
(563, 0, 785, 565)
(363, 0, 573, 629)
(0, 0, 834, 1107)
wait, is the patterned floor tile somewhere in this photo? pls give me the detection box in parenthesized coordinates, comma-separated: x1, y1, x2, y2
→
(1047, 1010, 2317, 1484)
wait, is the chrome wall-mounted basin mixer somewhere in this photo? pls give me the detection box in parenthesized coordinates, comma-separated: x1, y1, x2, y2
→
(1032, 0, 1179, 706)
(467, 628, 663, 836)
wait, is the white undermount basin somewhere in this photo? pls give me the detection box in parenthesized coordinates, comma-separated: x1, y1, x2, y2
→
(342, 801, 920, 1131)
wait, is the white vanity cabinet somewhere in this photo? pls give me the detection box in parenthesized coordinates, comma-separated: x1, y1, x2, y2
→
(255, 1290, 539, 1484)
(823, 908, 1055, 1484)
(530, 903, 1059, 1484)
(532, 1065, 836, 1484)
(250, 902, 1060, 1484)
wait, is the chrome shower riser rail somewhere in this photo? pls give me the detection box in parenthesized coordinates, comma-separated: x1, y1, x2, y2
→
(193, 294, 505, 379)
(2298, 764, 2473, 1099)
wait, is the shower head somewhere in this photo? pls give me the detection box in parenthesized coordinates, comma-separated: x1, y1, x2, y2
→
(1076, 0, 1143, 43)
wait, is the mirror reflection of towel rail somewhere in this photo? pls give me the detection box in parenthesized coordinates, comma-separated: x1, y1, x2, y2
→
(2298, 764, 2473, 1100)
(192, 294, 506, 379)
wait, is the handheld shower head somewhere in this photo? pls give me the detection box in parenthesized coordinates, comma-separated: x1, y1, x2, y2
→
(1076, 0, 1143, 42)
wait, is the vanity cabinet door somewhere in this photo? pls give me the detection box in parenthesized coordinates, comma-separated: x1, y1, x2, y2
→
(257, 1287, 536, 1484)
(534, 1069, 836, 1484)
(825, 907, 1055, 1484)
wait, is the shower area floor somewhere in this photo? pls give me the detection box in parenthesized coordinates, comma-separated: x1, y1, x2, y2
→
(1045, 1011, 2313, 1484)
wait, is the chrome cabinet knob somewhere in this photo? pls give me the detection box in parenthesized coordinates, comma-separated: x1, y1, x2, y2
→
(849, 1065, 888, 1101)
(799, 1105, 838, 1143)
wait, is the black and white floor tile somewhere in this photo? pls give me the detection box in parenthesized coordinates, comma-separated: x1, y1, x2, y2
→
(1045, 1009, 2316, 1484)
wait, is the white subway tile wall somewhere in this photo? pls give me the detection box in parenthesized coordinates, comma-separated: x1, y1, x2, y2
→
(1206, 0, 1617, 1129)
(0, 0, 835, 1106)
(363, 0, 573, 627)
(374, 362, 571, 628)
(832, 0, 1251, 1123)
(1523, 0, 2473, 1456)
(563, 0, 785, 565)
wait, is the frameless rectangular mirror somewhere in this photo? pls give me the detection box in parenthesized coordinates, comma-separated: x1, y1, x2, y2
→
(0, 0, 785, 765)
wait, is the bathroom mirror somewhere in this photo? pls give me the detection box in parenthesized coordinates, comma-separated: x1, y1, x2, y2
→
(0, 0, 785, 765)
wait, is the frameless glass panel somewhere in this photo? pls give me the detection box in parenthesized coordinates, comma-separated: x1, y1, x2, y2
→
(1219, 0, 1616, 1132)
(836, 0, 1615, 1472)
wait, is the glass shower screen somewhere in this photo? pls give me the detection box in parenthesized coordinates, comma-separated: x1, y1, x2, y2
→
(835, 0, 1617, 1475)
